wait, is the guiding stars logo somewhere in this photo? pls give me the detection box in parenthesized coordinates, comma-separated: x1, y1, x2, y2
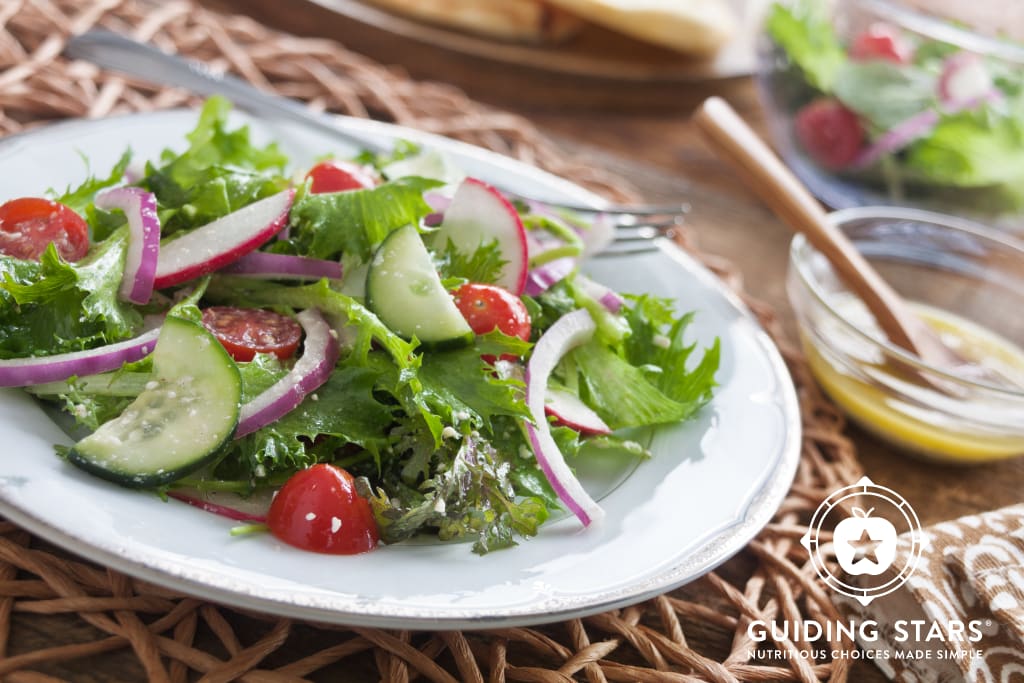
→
(801, 476, 924, 605)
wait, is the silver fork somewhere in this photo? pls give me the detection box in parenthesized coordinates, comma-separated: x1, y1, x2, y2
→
(62, 30, 685, 255)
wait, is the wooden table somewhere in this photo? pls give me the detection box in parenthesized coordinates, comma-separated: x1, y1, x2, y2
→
(24, 2, 1023, 679)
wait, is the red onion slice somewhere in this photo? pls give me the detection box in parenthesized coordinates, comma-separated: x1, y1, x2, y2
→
(852, 109, 940, 169)
(235, 308, 340, 437)
(524, 257, 576, 297)
(576, 274, 625, 314)
(95, 187, 160, 305)
(524, 309, 604, 527)
(221, 252, 343, 281)
(0, 328, 161, 388)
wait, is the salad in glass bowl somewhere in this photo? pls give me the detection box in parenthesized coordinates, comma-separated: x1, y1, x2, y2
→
(758, 0, 1024, 226)
(0, 98, 719, 556)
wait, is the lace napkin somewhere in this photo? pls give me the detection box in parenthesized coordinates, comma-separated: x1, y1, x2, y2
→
(837, 504, 1024, 682)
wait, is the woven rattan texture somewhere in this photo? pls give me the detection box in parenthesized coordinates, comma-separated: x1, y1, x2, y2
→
(0, 1, 865, 681)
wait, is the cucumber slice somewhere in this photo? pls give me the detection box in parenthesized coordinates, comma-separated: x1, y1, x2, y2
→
(67, 316, 241, 488)
(366, 225, 473, 347)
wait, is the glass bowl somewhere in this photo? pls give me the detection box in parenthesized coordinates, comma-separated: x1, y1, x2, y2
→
(757, 0, 1024, 230)
(788, 207, 1024, 463)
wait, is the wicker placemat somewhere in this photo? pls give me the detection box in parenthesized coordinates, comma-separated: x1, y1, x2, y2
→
(0, 2, 865, 681)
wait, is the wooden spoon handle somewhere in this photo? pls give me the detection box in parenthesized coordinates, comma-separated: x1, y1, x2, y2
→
(693, 96, 919, 353)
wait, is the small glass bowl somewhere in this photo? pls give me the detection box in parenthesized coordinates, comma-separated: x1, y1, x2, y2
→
(757, 0, 1024, 229)
(788, 207, 1024, 463)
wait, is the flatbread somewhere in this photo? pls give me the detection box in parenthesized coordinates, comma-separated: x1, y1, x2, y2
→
(543, 0, 737, 56)
(364, 0, 583, 44)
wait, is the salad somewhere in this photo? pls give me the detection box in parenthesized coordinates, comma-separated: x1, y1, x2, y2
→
(764, 0, 1024, 215)
(0, 98, 719, 555)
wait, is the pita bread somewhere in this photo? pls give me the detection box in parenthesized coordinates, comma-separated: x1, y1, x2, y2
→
(365, 0, 583, 44)
(543, 0, 737, 55)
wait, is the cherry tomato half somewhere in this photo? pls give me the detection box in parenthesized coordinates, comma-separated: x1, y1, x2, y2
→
(850, 23, 913, 64)
(794, 99, 865, 170)
(201, 306, 303, 362)
(0, 197, 90, 262)
(267, 464, 380, 555)
(304, 160, 378, 194)
(453, 283, 531, 363)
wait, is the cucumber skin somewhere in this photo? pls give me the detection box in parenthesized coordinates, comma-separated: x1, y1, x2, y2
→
(65, 423, 235, 489)
(66, 317, 241, 489)
(66, 431, 235, 489)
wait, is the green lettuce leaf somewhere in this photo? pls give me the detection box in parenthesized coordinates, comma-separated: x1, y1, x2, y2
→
(216, 365, 395, 480)
(765, 1, 845, 91)
(206, 276, 443, 442)
(287, 176, 442, 262)
(360, 435, 549, 555)
(434, 238, 506, 286)
(54, 149, 132, 216)
(571, 341, 694, 429)
(568, 294, 719, 429)
(418, 332, 531, 430)
(905, 108, 1024, 198)
(0, 231, 142, 358)
(139, 97, 289, 235)
(624, 295, 720, 406)
(832, 62, 937, 130)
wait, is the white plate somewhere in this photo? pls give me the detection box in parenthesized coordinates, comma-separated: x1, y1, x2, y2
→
(0, 111, 800, 629)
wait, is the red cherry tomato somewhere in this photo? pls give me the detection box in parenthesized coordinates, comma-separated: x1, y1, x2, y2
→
(267, 464, 380, 555)
(304, 160, 378, 194)
(794, 99, 865, 170)
(200, 306, 303, 362)
(0, 197, 90, 262)
(453, 283, 531, 363)
(850, 23, 913, 64)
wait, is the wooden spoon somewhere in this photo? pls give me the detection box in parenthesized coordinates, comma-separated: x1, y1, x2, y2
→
(692, 96, 975, 378)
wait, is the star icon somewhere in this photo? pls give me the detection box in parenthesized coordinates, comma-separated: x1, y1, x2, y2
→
(850, 528, 882, 564)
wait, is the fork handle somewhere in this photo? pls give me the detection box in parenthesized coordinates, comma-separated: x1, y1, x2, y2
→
(693, 96, 920, 354)
(63, 30, 390, 155)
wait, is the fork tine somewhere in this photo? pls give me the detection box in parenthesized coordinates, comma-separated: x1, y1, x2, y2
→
(513, 194, 689, 216)
(594, 241, 662, 257)
(611, 215, 685, 230)
(590, 202, 690, 216)
(613, 224, 677, 240)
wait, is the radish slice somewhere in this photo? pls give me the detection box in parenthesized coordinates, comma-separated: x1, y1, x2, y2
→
(221, 252, 343, 281)
(576, 274, 625, 314)
(167, 491, 268, 523)
(95, 187, 160, 305)
(0, 328, 161, 388)
(524, 309, 604, 527)
(939, 53, 994, 106)
(545, 388, 611, 435)
(524, 257, 576, 296)
(154, 189, 294, 289)
(432, 178, 528, 294)
(235, 308, 339, 437)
